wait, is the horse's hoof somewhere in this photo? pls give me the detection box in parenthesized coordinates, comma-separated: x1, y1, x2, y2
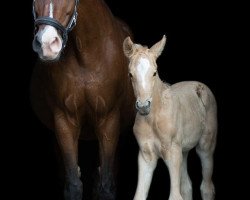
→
(98, 186, 116, 200)
(64, 180, 83, 200)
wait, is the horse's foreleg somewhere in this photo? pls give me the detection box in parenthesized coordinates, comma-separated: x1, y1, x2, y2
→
(54, 113, 82, 200)
(133, 150, 157, 200)
(96, 110, 120, 200)
(164, 144, 183, 200)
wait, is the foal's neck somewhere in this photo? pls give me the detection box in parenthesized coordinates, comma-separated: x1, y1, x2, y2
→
(151, 76, 170, 111)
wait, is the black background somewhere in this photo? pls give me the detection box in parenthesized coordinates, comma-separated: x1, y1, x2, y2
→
(3, 0, 246, 199)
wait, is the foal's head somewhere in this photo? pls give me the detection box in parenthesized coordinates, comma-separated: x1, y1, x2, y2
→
(123, 35, 166, 115)
(32, 0, 79, 61)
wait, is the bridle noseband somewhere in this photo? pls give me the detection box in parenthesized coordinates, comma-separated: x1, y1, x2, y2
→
(33, 0, 79, 49)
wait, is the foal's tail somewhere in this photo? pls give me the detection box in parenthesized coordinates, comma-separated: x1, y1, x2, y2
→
(196, 83, 217, 114)
(196, 82, 217, 152)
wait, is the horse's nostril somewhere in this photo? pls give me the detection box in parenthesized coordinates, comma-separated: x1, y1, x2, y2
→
(35, 36, 41, 48)
(33, 35, 41, 51)
(50, 37, 62, 53)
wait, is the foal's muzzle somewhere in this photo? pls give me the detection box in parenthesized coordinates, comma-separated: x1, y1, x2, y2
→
(135, 100, 151, 115)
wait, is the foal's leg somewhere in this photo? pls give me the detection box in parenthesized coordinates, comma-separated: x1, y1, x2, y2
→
(164, 144, 183, 200)
(196, 146, 215, 200)
(133, 150, 157, 200)
(196, 113, 217, 200)
(180, 152, 192, 200)
(55, 113, 82, 200)
(96, 110, 120, 200)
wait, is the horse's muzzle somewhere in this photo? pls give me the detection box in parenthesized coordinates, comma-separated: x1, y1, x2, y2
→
(32, 25, 63, 61)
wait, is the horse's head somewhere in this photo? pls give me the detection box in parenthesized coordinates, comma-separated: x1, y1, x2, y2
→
(32, 0, 79, 61)
(123, 35, 166, 115)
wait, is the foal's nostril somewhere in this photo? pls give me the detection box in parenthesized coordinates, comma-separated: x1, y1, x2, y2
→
(135, 100, 151, 109)
(136, 100, 141, 110)
(146, 100, 151, 108)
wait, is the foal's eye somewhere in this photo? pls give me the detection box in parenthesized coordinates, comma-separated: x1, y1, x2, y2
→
(153, 72, 157, 76)
(128, 73, 133, 78)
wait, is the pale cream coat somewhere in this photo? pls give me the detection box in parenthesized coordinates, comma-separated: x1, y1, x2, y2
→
(123, 36, 217, 200)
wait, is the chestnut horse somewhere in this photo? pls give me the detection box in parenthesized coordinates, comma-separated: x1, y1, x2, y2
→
(31, 0, 135, 199)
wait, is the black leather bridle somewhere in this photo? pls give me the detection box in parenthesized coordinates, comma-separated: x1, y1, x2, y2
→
(33, 0, 79, 49)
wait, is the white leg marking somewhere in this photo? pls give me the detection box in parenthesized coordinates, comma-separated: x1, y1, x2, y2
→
(77, 165, 81, 178)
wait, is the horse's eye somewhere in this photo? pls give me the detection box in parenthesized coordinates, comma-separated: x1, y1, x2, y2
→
(128, 73, 133, 78)
(153, 72, 157, 76)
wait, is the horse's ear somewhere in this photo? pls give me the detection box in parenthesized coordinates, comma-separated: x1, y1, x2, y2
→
(149, 35, 167, 59)
(123, 37, 134, 58)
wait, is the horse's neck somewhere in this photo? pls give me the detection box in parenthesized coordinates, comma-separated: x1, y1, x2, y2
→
(71, 0, 117, 50)
(61, 0, 120, 68)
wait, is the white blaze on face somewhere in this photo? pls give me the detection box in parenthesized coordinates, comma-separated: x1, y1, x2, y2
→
(40, 26, 58, 44)
(136, 57, 151, 90)
(49, 1, 53, 18)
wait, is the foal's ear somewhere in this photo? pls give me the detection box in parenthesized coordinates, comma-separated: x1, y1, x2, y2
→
(123, 37, 134, 58)
(149, 35, 167, 59)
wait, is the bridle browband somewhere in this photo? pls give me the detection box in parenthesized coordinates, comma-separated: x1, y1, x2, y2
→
(32, 0, 79, 49)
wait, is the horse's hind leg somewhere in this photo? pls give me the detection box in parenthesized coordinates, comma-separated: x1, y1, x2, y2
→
(54, 113, 82, 200)
(180, 152, 192, 200)
(196, 122, 217, 200)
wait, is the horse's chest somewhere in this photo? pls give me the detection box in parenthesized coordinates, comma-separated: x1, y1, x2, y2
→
(61, 69, 116, 111)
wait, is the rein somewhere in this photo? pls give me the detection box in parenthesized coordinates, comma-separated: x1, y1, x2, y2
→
(32, 0, 79, 49)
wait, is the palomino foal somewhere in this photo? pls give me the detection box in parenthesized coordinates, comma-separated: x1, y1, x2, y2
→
(123, 36, 217, 200)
